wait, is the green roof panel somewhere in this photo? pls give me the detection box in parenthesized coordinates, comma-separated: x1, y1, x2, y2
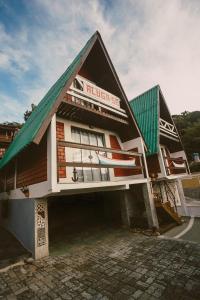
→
(130, 86, 159, 156)
(0, 33, 96, 170)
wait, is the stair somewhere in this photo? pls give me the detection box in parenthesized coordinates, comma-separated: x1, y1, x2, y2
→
(155, 201, 182, 225)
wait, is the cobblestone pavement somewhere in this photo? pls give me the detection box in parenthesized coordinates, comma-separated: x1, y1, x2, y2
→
(0, 229, 200, 300)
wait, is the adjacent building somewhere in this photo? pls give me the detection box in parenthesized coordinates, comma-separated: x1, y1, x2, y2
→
(0, 123, 20, 159)
(130, 85, 190, 228)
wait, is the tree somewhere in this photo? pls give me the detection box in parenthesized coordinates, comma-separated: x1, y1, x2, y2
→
(173, 111, 200, 162)
(24, 103, 37, 121)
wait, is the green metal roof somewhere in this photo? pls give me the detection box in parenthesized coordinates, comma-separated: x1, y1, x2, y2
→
(130, 85, 159, 156)
(0, 33, 96, 170)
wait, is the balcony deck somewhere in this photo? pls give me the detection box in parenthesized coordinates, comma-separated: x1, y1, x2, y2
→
(163, 156, 189, 176)
(57, 140, 146, 183)
(159, 118, 179, 141)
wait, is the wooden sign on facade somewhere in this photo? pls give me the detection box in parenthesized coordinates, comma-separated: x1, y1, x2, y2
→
(76, 75, 121, 109)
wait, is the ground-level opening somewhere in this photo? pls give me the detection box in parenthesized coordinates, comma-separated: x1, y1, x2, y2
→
(48, 190, 124, 255)
(48, 184, 150, 255)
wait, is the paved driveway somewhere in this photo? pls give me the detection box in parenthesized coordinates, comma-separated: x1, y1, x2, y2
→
(0, 228, 199, 300)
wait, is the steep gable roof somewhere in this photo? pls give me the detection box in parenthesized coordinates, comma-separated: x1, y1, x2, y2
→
(0, 33, 98, 170)
(130, 85, 159, 156)
(0, 31, 144, 170)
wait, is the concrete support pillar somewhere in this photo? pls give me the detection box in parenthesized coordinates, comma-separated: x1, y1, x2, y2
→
(34, 198, 49, 259)
(176, 179, 188, 216)
(142, 182, 159, 229)
(120, 191, 131, 227)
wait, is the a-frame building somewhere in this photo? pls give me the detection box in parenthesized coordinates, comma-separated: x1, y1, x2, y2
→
(130, 85, 190, 228)
(0, 32, 158, 258)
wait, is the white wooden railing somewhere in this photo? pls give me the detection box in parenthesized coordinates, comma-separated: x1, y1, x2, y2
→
(159, 118, 179, 139)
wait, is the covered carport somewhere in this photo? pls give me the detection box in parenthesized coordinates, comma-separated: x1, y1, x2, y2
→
(48, 190, 124, 254)
(47, 183, 152, 255)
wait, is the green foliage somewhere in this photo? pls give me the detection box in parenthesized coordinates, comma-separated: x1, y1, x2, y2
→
(24, 103, 37, 121)
(190, 162, 200, 173)
(173, 111, 200, 162)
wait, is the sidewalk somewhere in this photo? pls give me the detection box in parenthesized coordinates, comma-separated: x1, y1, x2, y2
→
(159, 217, 200, 243)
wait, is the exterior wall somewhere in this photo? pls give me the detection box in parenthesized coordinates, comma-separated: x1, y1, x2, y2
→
(120, 183, 158, 229)
(0, 198, 35, 254)
(0, 134, 48, 198)
(16, 134, 47, 188)
(109, 135, 141, 177)
(0, 198, 49, 259)
(56, 121, 66, 179)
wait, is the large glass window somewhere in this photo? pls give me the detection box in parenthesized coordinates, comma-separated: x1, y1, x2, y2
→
(71, 127, 109, 182)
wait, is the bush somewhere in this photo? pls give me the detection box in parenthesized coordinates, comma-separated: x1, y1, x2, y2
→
(190, 162, 200, 173)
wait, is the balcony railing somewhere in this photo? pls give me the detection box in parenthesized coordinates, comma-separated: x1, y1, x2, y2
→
(57, 140, 145, 181)
(159, 118, 179, 140)
(163, 156, 189, 175)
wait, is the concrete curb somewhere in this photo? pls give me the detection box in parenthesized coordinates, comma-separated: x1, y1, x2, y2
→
(0, 260, 25, 273)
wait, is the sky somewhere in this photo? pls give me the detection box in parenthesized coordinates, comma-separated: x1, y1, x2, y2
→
(0, 0, 200, 123)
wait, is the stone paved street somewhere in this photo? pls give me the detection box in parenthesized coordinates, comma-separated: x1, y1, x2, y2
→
(0, 228, 200, 300)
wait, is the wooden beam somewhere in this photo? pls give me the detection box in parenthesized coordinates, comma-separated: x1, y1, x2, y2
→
(58, 161, 142, 169)
(163, 157, 186, 162)
(160, 132, 179, 142)
(57, 140, 142, 156)
(62, 98, 129, 125)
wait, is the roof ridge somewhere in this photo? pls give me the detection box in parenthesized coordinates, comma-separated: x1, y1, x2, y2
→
(130, 84, 159, 103)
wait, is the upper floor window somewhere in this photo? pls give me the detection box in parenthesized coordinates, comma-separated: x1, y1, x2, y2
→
(71, 127, 109, 182)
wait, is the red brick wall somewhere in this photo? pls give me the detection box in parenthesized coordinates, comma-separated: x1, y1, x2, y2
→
(109, 135, 140, 177)
(56, 122, 66, 178)
(16, 134, 47, 188)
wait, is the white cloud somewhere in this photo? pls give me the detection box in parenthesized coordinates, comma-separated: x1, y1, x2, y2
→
(0, 93, 23, 122)
(0, 25, 31, 76)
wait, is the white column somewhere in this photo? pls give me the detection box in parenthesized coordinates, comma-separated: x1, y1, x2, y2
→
(47, 114, 57, 192)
